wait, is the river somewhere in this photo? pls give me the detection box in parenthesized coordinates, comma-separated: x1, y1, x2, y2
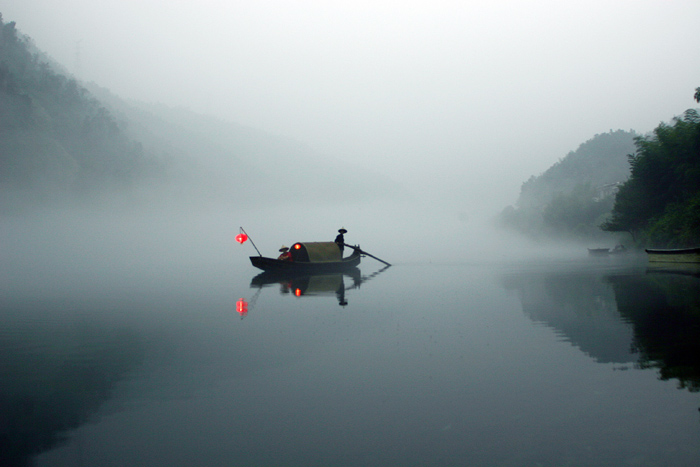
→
(2, 208, 700, 466)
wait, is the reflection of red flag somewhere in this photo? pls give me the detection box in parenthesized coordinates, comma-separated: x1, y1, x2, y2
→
(235, 233, 248, 244)
(236, 299, 248, 317)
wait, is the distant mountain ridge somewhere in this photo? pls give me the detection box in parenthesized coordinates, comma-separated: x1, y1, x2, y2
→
(517, 130, 636, 211)
(88, 83, 400, 207)
(0, 14, 160, 203)
(0, 13, 397, 211)
(498, 130, 638, 241)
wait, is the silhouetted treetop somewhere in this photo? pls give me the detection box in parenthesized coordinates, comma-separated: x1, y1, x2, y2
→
(602, 107, 700, 246)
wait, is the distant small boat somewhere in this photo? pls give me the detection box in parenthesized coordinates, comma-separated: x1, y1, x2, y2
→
(588, 245, 627, 256)
(250, 241, 362, 272)
(645, 247, 700, 263)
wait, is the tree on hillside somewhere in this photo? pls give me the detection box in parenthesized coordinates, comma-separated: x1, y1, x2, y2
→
(515, 130, 635, 211)
(0, 14, 160, 202)
(542, 183, 615, 241)
(497, 130, 636, 241)
(601, 108, 700, 246)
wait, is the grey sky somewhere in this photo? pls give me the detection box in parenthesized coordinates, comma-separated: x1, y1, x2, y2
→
(2, 0, 699, 209)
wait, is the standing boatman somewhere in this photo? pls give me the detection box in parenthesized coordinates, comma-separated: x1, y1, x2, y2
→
(335, 228, 347, 254)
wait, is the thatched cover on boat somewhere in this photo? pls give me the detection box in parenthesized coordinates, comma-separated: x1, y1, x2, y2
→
(290, 242, 342, 262)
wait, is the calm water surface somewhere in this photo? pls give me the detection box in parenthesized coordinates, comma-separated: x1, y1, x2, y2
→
(2, 238, 700, 466)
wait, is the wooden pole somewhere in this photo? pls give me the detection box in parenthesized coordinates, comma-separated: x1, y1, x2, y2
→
(240, 227, 262, 256)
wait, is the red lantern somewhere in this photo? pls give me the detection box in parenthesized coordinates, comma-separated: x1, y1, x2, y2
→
(235, 233, 248, 244)
(236, 298, 248, 316)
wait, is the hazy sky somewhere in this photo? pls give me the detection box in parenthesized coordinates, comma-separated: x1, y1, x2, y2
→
(2, 0, 699, 208)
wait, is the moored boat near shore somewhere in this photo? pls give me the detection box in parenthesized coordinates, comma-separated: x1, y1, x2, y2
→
(645, 247, 700, 263)
(588, 245, 627, 256)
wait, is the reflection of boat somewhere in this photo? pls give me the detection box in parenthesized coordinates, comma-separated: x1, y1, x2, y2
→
(251, 268, 363, 306)
(251, 268, 362, 290)
(249, 265, 390, 307)
(250, 242, 361, 272)
(646, 262, 700, 277)
(645, 247, 700, 263)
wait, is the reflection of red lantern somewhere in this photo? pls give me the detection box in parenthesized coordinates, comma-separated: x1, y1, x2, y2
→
(236, 298, 248, 316)
(235, 233, 248, 244)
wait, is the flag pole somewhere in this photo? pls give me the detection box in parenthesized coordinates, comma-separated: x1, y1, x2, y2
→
(240, 227, 262, 256)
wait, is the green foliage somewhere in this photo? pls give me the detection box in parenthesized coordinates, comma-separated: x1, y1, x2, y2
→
(643, 194, 700, 247)
(542, 183, 615, 241)
(598, 176, 646, 240)
(602, 109, 700, 247)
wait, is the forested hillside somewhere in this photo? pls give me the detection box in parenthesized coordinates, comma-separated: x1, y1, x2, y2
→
(0, 14, 160, 203)
(602, 108, 700, 247)
(87, 83, 397, 208)
(0, 14, 396, 212)
(498, 130, 637, 241)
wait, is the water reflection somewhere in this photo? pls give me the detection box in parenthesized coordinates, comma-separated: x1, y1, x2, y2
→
(610, 265, 700, 392)
(0, 307, 145, 467)
(501, 267, 636, 364)
(247, 266, 390, 308)
(4, 260, 698, 466)
(502, 263, 700, 393)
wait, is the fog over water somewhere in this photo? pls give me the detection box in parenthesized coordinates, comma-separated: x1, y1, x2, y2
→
(3, 0, 698, 301)
(4, 207, 700, 466)
(1, 197, 538, 295)
(4, 4, 700, 465)
(3, 0, 700, 214)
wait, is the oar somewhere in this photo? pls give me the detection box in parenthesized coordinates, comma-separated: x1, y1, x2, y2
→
(344, 243, 391, 267)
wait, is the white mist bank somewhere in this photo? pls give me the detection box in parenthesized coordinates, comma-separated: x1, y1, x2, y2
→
(1, 194, 591, 301)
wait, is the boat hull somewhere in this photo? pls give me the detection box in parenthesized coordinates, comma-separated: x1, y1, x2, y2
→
(250, 250, 361, 272)
(645, 247, 700, 263)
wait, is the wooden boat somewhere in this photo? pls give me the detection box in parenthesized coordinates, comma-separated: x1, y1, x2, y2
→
(645, 247, 700, 263)
(250, 241, 361, 272)
(588, 245, 627, 256)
